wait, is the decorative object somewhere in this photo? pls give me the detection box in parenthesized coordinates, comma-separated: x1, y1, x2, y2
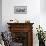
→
(14, 6, 27, 14)
(8, 19, 19, 23)
(25, 20, 30, 23)
(36, 25, 45, 46)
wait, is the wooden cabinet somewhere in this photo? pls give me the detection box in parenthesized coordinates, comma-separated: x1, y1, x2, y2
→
(7, 23, 34, 46)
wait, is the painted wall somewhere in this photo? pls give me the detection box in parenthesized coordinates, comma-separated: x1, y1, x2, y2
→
(2, 0, 46, 46)
(2, 0, 40, 31)
(40, 0, 46, 31)
(40, 0, 46, 13)
(0, 0, 2, 31)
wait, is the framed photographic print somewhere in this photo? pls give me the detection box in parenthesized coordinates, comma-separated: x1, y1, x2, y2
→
(14, 6, 27, 14)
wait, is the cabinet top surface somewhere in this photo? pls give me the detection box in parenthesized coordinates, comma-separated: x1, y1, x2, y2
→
(7, 23, 34, 25)
(7, 23, 34, 24)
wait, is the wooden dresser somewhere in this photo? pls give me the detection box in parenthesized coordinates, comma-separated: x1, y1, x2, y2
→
(7, 23, 34, 46)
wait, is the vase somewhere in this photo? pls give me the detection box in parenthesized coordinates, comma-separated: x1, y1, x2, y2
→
(39, 40, 45, 46)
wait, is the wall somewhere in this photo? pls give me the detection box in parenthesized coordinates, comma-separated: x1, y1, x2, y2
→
(2, 0, 46, 46)
(40, 0, 46, 31)
(40, 0, 46, 13)
(0, 0, 2, 32)
(2, 0, 40, 30)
